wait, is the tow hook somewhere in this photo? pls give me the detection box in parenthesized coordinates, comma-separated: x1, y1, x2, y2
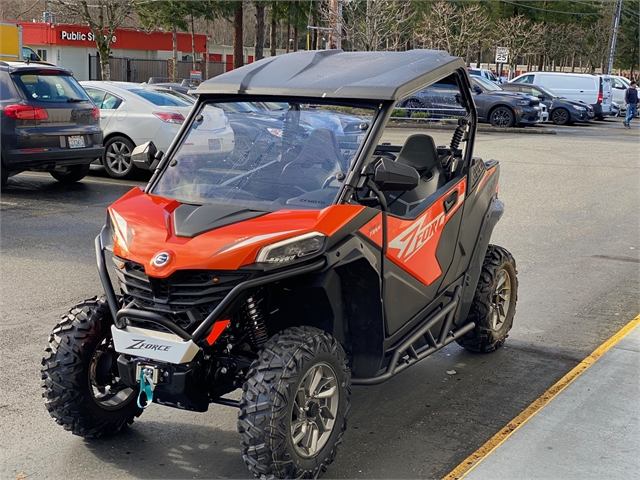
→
(137, 365, 158, 408)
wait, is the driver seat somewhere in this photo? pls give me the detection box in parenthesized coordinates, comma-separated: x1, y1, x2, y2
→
(277, 128, 342, 198)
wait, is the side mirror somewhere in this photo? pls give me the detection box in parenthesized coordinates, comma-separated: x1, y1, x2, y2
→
(132, 141, 162, 170)
(473, 85, 482, 94)
(538, 95, 546, 101)
(373, 158, 419, 192)
(30, 53, 40, 61)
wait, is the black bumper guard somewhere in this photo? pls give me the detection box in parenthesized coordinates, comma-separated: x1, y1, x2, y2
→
(96, 233, 326, 345)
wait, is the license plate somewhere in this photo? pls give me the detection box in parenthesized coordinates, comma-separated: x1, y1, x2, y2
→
(68, 135, 85, 148)
(208, 138, 221, 151)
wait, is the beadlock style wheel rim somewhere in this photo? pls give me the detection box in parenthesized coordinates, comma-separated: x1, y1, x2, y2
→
(89, 337, 134, 410)
(491, 269, 512, 331)
(290, 362, 340, 458)
(106, 141, 132, 174)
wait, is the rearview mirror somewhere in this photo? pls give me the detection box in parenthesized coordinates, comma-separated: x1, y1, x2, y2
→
(373, 158, 419, 192)
(132, 141, 162, 170)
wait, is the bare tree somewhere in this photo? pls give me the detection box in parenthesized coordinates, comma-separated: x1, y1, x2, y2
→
(54, 0, 137, 80)
(341, 0, 412, 52)
(495, 15, 546, 79)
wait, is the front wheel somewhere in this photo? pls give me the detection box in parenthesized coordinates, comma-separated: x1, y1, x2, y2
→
(238, 326, 351, 479)
(551, 108, 571, 126)
(457, 245, 518, 353)
(490, 107, 515, 128)
(49, 163, 91, 183)
(41, 297, 142, 437)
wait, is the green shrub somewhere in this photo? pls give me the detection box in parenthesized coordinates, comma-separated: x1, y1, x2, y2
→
(391, 108, 407, 117)
(410, 112, 431, 119)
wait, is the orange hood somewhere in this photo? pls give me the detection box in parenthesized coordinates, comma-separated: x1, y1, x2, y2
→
(108, 188, 364, 277)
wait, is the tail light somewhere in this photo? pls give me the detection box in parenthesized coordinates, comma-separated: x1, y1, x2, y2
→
(92, 106, 100, 119)
(153, 112, 185, 124)
(597, 92, 603, 104)
(3, 104, 48, 120)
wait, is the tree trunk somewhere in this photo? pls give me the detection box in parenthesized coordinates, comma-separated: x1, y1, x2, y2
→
(313, 25, 318, 50)
(190, 13, 196, 70)
(233, 3, 244, 69)
(293, 26, 298, 52)
(255, 5, 265, 60)
(270, 15, 277, 56)
(172, 27, 178, 80)
(206, 23, 210, 79)
(97, 43, 111, 81)
(286, 24, 291, 53)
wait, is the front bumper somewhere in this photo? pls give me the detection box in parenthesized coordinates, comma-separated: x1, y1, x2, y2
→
(517, 106, 540, 125)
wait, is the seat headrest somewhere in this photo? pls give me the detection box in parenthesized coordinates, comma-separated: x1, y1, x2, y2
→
(395, 134, 438, 171)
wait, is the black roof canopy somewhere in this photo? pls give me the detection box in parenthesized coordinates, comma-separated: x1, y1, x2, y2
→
(196, 50, 465, 101)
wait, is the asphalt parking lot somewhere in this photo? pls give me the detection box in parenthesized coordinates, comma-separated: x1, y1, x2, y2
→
(1, 115, 638, 479)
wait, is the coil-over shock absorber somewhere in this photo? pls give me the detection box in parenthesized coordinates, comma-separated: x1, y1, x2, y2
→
(442, 117, 469, 173)
(244, 292, 268, 348)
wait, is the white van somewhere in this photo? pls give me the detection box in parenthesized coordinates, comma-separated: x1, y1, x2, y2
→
(510, 72, 614, 119)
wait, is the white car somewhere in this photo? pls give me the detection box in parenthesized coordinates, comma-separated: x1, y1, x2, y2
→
(81, 81, 233, 179)
(609, 75, 630, 113)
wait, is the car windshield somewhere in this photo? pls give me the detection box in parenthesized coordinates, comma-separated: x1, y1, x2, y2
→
(473, 76, 501, 92)
(152, 101, 375, 211)
(12, 73, 90, 102)
(130, 88, 194, 106)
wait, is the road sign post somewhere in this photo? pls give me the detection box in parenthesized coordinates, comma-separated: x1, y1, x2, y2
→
(495, 47, 509, 81)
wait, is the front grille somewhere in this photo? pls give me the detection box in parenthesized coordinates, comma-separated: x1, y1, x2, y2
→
(112, 256, 251, 333)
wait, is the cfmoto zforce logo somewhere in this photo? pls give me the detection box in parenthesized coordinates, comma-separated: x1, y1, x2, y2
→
(151, 252, 170, 267)
(126, 339, 172, 352)
(389, 212, 446, 261)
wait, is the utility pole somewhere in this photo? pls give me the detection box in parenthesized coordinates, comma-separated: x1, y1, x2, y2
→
(328, 0, 342, 49)
(606, 0, 623, 74)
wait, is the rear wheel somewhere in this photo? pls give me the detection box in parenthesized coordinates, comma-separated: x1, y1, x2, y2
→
(41, 297, 142, 437)
(238, 326, 351, 479)
(103, 136, 136, 179)
(490, 107, 515, 128)
(402, 98, 425, 117)
(458, 245, 518, 353)
(49, 163, 91, 183)
(551, 108, 571, 125)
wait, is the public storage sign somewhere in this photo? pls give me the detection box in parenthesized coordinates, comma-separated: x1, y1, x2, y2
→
(61, 30, 116, 44)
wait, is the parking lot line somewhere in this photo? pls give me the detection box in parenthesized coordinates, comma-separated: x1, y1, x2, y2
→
(443, 314, 640, 480)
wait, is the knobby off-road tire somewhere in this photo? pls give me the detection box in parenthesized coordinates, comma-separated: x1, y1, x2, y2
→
(458, 245, 518, 353)
(41, 297, 142, 438)
(238, 326, 351, 479)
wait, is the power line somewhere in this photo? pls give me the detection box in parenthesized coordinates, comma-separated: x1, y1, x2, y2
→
(500, 0, 607, 15)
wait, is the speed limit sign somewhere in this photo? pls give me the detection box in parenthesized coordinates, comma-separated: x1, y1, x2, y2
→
(495, 47, 509, 64)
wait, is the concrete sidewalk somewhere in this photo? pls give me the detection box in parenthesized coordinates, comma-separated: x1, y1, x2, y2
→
(461, 323, 640, 479)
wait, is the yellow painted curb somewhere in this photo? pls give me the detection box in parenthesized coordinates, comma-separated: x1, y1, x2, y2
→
(444, 314, 640, 480)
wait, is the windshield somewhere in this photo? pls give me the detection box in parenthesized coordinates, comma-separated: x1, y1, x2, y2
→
(152, 101, 375, 211)
(131, 88, 194, 106)
(473, 76, 502, 92)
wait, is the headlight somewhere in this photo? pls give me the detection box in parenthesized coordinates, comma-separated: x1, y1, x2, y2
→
(256, 232, 326, 263)
(572, 105, 586, 111)
(109, 209, 133, 249)
(516, 100, 529, 106)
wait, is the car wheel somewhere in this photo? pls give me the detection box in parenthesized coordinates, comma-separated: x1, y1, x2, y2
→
(551, 108, 571, 126)
(457, 245, 518, 353)
(489, 107, 515, 128)
(238, 326, 351, 479)
(402, 98, 425, 117)
(103, 136, 137, 179)
(49, 163, 91, 184)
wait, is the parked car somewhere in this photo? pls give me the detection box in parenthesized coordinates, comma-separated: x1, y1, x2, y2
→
(467, 67, 501, 84)
(1, 62, 104, 187)
(144, 78, 195, 95)
(399, 76, 541, 127)
(80, 81, 231, 179)
(609, 75, 630, 112)
(510, 72, 614, 120)
(501, 82, 594, 125)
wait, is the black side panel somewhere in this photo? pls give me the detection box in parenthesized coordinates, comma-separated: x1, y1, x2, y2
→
(433, 206, 464, 293)
(173, 204, 267, 238)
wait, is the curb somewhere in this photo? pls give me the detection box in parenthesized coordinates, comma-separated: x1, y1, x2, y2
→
(388, 119, 557, 135)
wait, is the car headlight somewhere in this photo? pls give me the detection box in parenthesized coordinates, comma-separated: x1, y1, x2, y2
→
(256, 232, 326, 263)
(109, 209, 133, 249)
(572, 105, 586, 111)
(516, 100, 529, 106)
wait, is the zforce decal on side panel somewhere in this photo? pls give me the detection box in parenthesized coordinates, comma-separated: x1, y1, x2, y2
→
(386, 179, 466, 286)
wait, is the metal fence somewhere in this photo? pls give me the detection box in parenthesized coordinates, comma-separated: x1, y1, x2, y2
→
(89, 55, 229, 83)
